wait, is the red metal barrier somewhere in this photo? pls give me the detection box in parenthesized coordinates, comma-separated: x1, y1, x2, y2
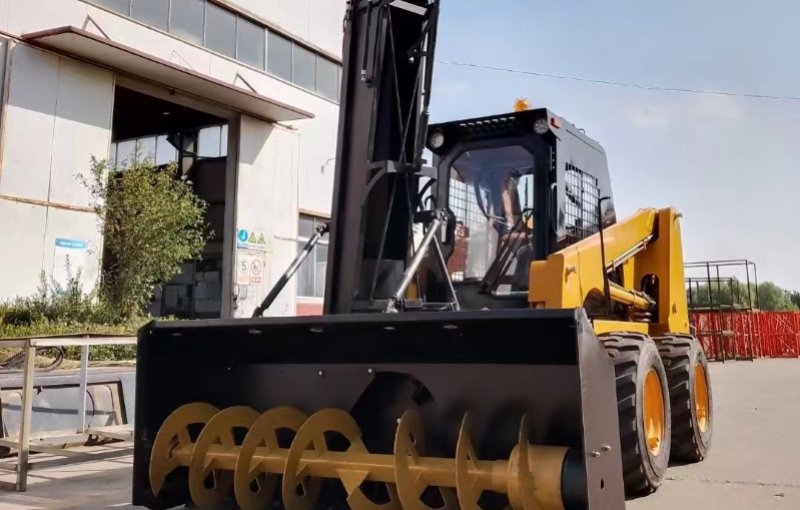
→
(691, 311, 800, 360)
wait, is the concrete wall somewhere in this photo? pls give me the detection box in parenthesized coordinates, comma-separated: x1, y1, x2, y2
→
(233, 116, 298, 317)
(0, 44, 113, 297)
(0, 0, 343, 312)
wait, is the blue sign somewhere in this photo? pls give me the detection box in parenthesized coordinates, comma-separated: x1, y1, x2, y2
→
(237, 229, 249, 242)
(55, 238, 88, 250)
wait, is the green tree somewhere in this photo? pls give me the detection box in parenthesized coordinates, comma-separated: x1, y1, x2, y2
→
(756, 282, 796, 311)
(81, 156, 209, 318)
(687, 278, 754, 308)
(788, 291, 800, 309)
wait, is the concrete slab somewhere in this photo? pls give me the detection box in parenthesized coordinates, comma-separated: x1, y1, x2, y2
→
(0, 359, 797, 509)
(628, 358, 800, 510)
(0, 445, 132, 509)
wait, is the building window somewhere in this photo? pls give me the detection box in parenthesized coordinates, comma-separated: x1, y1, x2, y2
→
(93, 0, 130, 15)
(131, 0, 169, 30)
(204, 2, 236, 58)
(197, 124, 228, 158)
(113, 134, 179, 168)
(316, 56, 339, 102)
(115, 139, 137, 167)
(267, 31, 293, 82)
(86, 0, 342, 103)
(112, 126, 226, 168)
(155, 135, 179, 165)
(170, 0, 204, 44)
(292, 44, 316, 92)
(297, 215, 328, 298)
(237, 17, 265, 70)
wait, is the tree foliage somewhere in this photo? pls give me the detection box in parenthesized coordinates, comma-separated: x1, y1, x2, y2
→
(687, 278, 798, 311)
(757, 282, 796, 312)
(81, 156, 209, 318)
(687, 279, 755, 309)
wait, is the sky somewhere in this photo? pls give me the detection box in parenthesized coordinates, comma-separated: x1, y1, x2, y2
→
(429, 0, 800, 289)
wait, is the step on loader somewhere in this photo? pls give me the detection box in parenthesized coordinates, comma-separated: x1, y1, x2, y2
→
(132, 1, 713, 509)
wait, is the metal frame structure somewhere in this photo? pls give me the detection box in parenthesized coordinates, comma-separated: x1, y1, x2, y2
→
(685, 259, 759, 361)
(0, 335, 136, 492)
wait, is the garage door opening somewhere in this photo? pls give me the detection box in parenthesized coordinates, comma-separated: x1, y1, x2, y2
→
(110, 87, 230, 319)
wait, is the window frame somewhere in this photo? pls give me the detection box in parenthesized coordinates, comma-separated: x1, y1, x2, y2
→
(130, 0, 170, 31)
(197, 123, 230, 159)
(169, 0, 205, 45)
(85, 0, 342, 103)
(266, 30, 293, 83)
(112, 134, 180, 168)
(91, 0, 132, 16)
(203, 1, 237, 59)
(236, 15, 266, 70)
(315, 54, 339, 101)
(291, 43, 317, 92)
(296, 214, 329, 299)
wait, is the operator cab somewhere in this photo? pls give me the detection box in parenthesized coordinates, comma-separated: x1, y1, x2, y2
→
(427, 108, 616, 309)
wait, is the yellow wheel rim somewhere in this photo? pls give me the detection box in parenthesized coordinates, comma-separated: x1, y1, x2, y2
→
(643, 368, 665, 456)
(694, 362, 710, 433)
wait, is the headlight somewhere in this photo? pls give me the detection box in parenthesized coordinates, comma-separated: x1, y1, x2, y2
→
(428, 130, 445, 149)
(533, 118, 550, 135)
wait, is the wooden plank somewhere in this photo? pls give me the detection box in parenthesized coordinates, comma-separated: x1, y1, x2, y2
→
(85, 428, 132, 442)
(27, 447, 132, 471)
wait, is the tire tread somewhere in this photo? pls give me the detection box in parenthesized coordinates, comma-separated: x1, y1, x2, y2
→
(656, 334, 711, 462)
(601, 333, 666, 495)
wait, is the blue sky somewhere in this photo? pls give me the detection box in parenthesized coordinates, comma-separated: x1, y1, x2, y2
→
(430, 0, 800, 289)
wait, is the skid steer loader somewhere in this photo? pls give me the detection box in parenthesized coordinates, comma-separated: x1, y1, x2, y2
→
(132, 1, 712, 509)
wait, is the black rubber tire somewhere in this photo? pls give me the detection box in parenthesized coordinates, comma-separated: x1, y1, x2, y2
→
(602, 333, 672, 496)
(656, 334, 713, 462)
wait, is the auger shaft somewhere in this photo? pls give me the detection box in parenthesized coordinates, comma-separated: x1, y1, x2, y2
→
(178, 445, 511, 492)
(149, 403, 579, 510)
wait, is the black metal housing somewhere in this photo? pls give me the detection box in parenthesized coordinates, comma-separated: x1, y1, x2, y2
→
(325, 0, 439, 315)
(131, 309, 624, 509)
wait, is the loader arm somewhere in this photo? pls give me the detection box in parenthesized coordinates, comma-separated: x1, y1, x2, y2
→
(528, 207, 690, 335)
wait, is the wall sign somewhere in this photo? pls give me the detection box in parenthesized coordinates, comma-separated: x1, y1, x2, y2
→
(53, 238, 89, 288)
(250, 258, 264, 284)
(236, 249, 267, 286)
(236, 228, 271, 252)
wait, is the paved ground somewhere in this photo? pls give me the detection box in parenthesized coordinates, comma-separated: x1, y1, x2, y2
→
(0, 446, 132, 509)
(627, 358, 800, 510)
(0, 359, 798, 510)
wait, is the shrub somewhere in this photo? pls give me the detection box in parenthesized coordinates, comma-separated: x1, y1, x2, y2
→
(80, 156, 209, 318)
(0, 272, 114, 328)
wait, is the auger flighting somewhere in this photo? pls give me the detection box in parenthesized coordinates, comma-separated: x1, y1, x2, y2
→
(149, 403, 582, 510)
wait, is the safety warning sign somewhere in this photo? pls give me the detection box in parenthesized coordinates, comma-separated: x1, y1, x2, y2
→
(236, 250, 267, 286)
(236, 228, 271, 252)
(250, 258, 264, 284)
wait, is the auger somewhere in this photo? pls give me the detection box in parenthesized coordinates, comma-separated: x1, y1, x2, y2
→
(149, 403, 581, 510)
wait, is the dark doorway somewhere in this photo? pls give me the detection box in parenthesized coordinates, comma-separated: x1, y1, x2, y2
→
(110, 86, 230, 319)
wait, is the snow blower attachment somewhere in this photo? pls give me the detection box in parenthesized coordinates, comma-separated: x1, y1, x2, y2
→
(132, 310, 625, 510)
(132, 1, 712, 508)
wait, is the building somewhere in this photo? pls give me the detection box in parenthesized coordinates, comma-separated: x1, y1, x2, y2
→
(0, 0, 346, 318)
